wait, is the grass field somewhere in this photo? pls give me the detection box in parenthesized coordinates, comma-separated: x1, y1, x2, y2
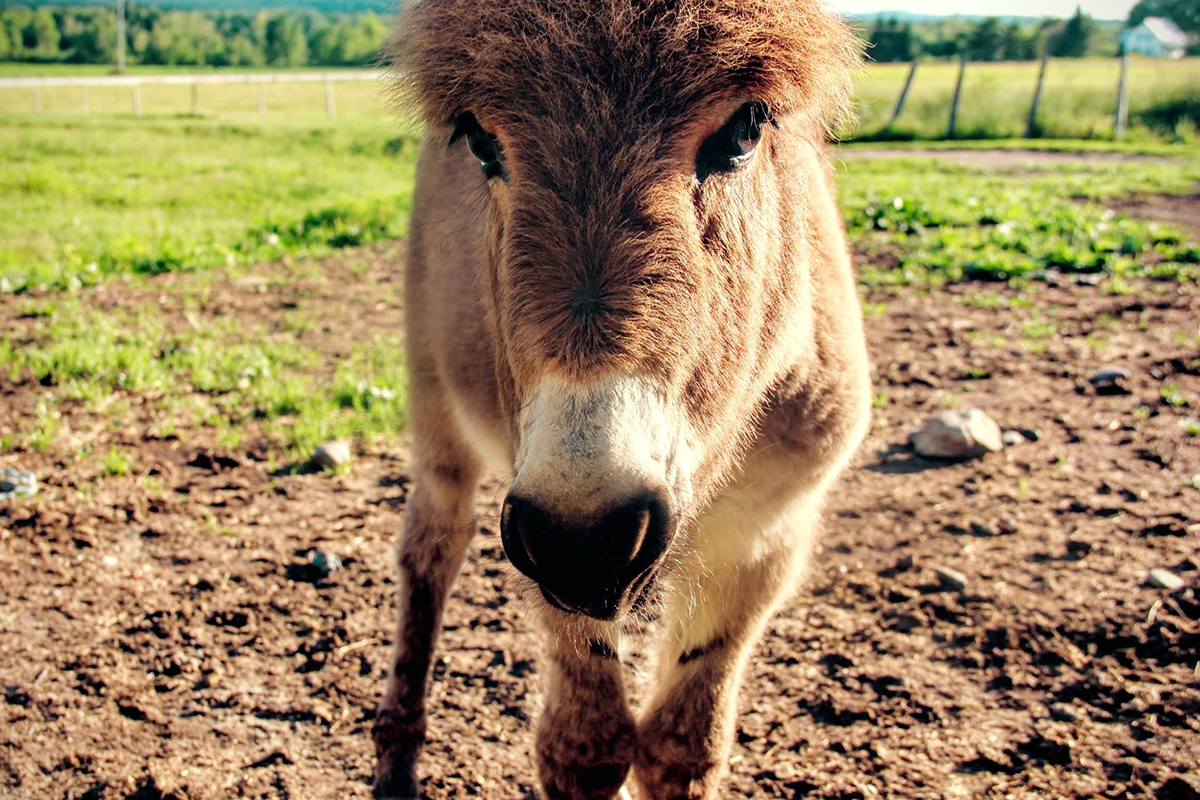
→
(3, 56, 1198, 139)
(2, 64, 1199, 464)
(849, 56, 1200, 141)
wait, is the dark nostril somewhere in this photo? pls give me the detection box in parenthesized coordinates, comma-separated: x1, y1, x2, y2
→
(603, 492, 671, 576)
(499, 490, 675, 618)
(500, 495, 543, 579)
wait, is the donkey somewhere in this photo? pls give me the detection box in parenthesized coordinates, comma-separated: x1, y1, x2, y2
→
(373, 1, 871, 797)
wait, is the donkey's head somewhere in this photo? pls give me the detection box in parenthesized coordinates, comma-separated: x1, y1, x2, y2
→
(396, 0, 859, 619)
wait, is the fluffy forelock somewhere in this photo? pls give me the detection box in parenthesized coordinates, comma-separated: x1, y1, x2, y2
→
(389, 0, 861, 135)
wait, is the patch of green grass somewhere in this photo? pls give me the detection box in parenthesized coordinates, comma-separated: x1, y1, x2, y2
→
(1161, 383, 1190, 408)
(840, 147, 1200, 286)
(0, 115, 419, 293)
(1, 293, 408, 458)
(101, 446, 131, 476)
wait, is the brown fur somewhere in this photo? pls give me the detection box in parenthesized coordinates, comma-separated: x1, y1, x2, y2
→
(373, 1, 871, 798)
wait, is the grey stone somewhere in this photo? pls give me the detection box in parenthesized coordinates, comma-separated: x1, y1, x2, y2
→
(910, 409, 1004, 460)
(309, 549, 343, 577)
(933, 565, 969, 592)
(1002, 430, 1025, 447)
(1146, 568, 1184, 591)
(309, 441, 352, 469)
(0, 468, 37, 500)
(969, 521, 999, 537)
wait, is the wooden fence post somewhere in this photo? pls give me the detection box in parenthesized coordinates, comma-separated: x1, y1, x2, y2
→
(889, 60, 918, 127)
(32, 87, 41, 115)
(324, 78, 335, 119)
(258, 84, 266, 118)
(947, 54, 966, 139)
(1025, 54, 1049, 138)
(191, 83, 199, 116)
(132, 86, 141, 117)
(79, 87, 88, 115)
(1114, 52, 1131, 139)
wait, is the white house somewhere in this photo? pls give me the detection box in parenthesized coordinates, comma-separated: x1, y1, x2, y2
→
(1120, 17, 1189, 58)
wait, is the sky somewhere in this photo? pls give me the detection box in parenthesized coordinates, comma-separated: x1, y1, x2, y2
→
(827, 0, 1139, 21)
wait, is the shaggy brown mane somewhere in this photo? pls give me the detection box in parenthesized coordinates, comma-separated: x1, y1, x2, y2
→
(390, 0, 861, 136)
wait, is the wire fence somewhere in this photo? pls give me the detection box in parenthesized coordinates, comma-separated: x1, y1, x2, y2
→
(0, 69, 386, 119)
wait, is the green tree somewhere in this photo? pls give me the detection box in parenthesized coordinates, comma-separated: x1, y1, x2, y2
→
(24, 8, 60, 58)
(866, 17, 915, 63)
(966, 17, 1004, 61)
(265, 14, 308, 66)
(1050, 6, 1095, 58)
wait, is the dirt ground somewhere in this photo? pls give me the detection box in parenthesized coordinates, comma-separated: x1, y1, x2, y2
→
(2, 231, 1199, 798)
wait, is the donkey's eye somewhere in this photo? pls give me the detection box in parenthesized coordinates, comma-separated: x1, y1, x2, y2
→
(450, 114, 505, 181)
(695, 102, 769, 182)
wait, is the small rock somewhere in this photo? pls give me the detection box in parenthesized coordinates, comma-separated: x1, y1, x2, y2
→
(1146, 568, 1184, 591)
(1001, 430, 1026, 447)
(309, 441, 352, 469)
(0, 468, 38, 500)
(1075, 273, 1103, 286)
(910, 409, 1003, 460)
(286, 549, 343, 583)
(933, 565, 969, 592)
(969, 521, 999, 537)
(1089, 366, 1132, 396)
(997, 516, 1020, 535)
(309, 549, 342, 577)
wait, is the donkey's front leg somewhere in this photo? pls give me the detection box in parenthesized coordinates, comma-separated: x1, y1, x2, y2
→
(536, 614, 637, 800)
(634, 543, 807, 800)
(373, 443, 480, 799)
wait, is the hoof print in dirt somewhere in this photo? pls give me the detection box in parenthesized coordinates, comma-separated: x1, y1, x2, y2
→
(1157, 776, 1200, 800)
(1089, 365, 1133, 396)
(188, 450, 241, 473)
(910, 409, 1003, 460)
(288, 549, 344, 583)
(309, 440, 353, 470)
(1145, 568, 1185, 592)
(0, 467, 38, 500)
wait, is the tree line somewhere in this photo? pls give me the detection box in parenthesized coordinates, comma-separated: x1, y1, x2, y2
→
(0, 4, 388, 66)
(864, 9, 1112, 63)
(864, 0, 1199, 64)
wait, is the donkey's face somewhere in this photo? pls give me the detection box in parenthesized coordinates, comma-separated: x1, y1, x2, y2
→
(398, 0, 858, 619)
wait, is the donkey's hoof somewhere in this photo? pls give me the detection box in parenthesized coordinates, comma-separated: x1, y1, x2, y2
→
(372, 756, 419, 800)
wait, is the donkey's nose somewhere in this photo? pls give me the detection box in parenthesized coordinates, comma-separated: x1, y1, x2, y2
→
(500, 491, 673, 619)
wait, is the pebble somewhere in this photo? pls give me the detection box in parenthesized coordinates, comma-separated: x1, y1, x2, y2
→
(1146, 568, 1184, 591)
(933, 565, 969, 592)
(309, 549, 343, 577)
(309, 441, 352, 469)
(1089, 366, 1132, 396)
(1001, 430, 1026, 447)
(969, 521, 999, 537)
(0, 467, 38, 500)
(287, 549, 343, 583)
(910, 409, 1003, 460)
